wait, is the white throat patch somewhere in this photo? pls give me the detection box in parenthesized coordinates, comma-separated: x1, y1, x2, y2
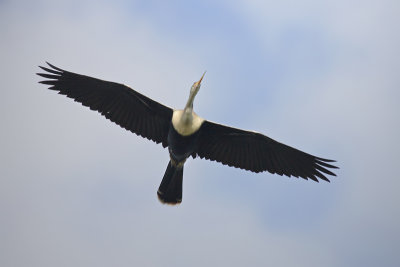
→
(172, 109, 204, 136)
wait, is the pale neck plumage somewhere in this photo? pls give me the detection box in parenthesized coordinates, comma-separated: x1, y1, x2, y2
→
(181, 91, 196, 124)
(171, 84, 205, 136)
(179, 73, 204, 126)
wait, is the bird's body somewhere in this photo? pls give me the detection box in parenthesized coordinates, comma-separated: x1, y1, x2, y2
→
(38, 62, 338, 205)
(172, 109, 204, 136)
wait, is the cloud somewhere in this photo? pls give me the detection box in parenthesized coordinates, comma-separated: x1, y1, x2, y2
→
(1, 0, 399, 266)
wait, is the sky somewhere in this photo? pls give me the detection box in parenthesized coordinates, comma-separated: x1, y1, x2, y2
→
(0, 0, 399, 266)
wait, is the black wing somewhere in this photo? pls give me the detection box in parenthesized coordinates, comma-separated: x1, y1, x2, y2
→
(37, 62, 173, 147)
(196, 120, 338, 182)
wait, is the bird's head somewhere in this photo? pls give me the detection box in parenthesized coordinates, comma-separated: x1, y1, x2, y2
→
(190, 71, 206, 96)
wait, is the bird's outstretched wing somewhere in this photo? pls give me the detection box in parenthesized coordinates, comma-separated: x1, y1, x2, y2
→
(196, 120, 338, 182)
(37, 62, 173, 147)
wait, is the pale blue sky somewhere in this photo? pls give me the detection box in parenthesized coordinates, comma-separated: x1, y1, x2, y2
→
(1, 0, 399, 266)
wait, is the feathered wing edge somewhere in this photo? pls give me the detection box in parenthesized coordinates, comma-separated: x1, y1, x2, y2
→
(195, 120, 338, 182)
(37, 62, 173, 147)
(37, 62, 338, 182)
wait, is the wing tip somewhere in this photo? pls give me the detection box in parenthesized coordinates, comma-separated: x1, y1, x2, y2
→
(46, 61, 60, 70)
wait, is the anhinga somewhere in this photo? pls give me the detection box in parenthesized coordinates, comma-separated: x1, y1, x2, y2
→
(37, 62, 338, 205)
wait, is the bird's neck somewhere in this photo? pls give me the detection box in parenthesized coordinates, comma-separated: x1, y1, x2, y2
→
(184, 91, 196, 110)
(171, 90, 204, 136)
(181, 91, 196, 124)
(181, 106, 193, 125)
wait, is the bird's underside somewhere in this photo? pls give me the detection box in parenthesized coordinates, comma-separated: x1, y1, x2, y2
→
(37, 62, 338, 205)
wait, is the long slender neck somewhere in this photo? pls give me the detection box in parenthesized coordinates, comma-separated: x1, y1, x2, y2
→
(181, 91, 196, 124)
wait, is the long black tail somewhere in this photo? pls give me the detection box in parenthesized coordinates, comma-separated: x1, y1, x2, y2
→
(157, 161, 184, 205)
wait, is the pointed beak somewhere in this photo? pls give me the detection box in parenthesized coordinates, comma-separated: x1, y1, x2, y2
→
(196, 71, 206, 86)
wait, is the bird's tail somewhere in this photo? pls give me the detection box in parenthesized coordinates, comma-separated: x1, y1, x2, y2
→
(157, 161, 184, 205)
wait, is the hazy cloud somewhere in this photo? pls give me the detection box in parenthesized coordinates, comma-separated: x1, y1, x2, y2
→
(1, 0, 399, 266)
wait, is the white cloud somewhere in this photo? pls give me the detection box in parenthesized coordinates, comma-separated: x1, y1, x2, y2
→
(229, 0, 400, 266)
(1, 0, 399, 266)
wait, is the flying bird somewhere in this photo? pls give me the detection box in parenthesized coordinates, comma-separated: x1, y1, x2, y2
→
(37, 62, 338, 205)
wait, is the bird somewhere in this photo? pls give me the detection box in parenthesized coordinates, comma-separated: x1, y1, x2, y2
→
(37, 62, 338, 205)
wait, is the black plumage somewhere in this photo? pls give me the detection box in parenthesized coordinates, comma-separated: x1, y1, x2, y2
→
(38, 63, 172, 147)
(37, 62, 338, 205)
(196, 121, 337, 181)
